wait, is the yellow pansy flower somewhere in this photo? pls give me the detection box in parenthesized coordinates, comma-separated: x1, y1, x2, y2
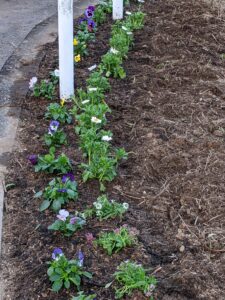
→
(60, 98, 65, 107)
(73, 38, 78, 46)
(74, 54, 81, 63)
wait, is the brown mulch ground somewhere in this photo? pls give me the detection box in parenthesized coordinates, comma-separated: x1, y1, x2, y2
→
(2, 0, 225, 299)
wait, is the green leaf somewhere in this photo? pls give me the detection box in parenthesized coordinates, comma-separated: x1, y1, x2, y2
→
(83, 271, 92, 279)
(70, 275, 81, 287)
(67, 189, 76, 198)
(47, 266, 54, 277)
(52, 280, 63, 292)
(50, 274, 61, 282)
(34, 191, 43, 198)
(64, 279, 70, 289)
(39, 200, 50, 211)
(52, 199, 62, 212)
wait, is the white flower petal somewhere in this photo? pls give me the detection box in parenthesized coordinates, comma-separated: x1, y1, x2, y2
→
(29, 77, 38, 90)
(91, 116, 102, 124)
(88, 64, 97, 71)
(102, 135, 112, 142)
(88, 87, 97, 92)
(54, 69, 60, 77)
(82, 99, 90, 104)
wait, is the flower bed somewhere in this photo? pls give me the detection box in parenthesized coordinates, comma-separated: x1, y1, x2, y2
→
(3, 0, 225, 299)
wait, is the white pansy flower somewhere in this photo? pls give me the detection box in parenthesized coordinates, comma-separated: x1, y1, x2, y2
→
(122, 202, 129, 210)
(57, 209, 69, 221)
(110, 47, 119, 55)
(53, 69, 60, 77)
(127, 32, 133, 35)
(82, 99, 90, 104)
(88, 87, 97, 92)
(125, 11, 132, 15)
(88, 64, 97, 71)
(29, 77, 38, 90)
(138, 0, 145, 2)
(91, 116, 102, 124)
(102, 135, 112, 142)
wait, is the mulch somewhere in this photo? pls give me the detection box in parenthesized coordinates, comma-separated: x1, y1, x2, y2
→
(2, 0, 225, 299)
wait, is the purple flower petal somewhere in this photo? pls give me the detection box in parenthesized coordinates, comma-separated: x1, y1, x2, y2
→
(77, 250, 84, 267)
(70, 216, 78, 225)
(49, 120, 59, 134)
(87, 19, 96, 29)
(62, 173, 75, 184)
(78, 17, 87, 24)
(57, 188, 67, 193)
(28, 154, 38, 165)
(88, 5, 95, 11)
(52, 248, 63, 260)
(85, 9, 94, 18)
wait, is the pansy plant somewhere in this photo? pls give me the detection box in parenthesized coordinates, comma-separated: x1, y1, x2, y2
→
(124, 11, 146, 30)
(33, 79, 55, 100)
(48, 209, 86, 236)
(44, 120, 67, 147)
(35, 173, 78, 211)
(47, 249, 92, 292)
(45, 103, 72, 124)
(34, 147, 71, 174)
(113, 261, 157, 299)
(86, 71, 111, 92)
(91, 195, 129, 221)
(72, 291, 96, 300)
(50, 69, 60, 85)
(99, 52, 126, 79)
(81, 146, 128, 191)
(96, 226, 137, 255)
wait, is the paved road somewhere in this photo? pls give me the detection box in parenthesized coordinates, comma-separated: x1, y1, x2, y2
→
(0, 0, 59, 70)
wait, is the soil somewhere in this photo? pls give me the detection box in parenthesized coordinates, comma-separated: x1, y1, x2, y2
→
(2, 0, 225, 299)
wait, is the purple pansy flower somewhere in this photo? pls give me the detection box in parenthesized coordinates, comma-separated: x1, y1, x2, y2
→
(57, 188, 67, 193)
(48, 120, 59, 135)
(57, 209, 69, 221)
(87, 5, 95, 11)
(70, 216, 78, 225)
(77, 250, 84, 267)
(62, 173, 75, 184)
(52, 248, 63, 260)
(85, 8, 94, 18)
(28, 154, 38, 165)
(78, 17, 87, 24)
(88, 19, 96, 30)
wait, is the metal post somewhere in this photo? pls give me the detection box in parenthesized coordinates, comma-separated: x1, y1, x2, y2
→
(113, 0, 123, 20)
(58, 0, 74, 99)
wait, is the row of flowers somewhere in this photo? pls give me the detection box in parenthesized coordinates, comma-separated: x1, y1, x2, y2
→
(28, 1, 156, 299)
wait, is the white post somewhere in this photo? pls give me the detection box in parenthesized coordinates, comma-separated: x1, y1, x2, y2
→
(58, 0, 74, 99)
(113, 0, 123, 20)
